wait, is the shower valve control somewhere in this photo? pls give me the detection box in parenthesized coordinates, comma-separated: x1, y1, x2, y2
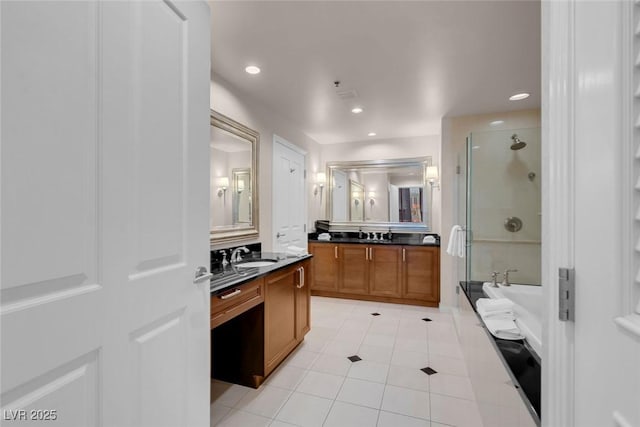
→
(559, 267, 575, 322)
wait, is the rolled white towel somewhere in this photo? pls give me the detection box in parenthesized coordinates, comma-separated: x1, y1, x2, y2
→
(476, 298, 514, 314)
(317, 233, 331, 241)
(423, 235, 436, 244)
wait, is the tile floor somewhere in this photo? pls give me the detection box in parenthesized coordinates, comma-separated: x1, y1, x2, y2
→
(210, 296, 483, 427)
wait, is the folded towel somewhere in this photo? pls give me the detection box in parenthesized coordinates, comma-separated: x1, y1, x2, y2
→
(478, 310, 515, 321)
(483, 317, 524, 340)
(446, 225, 465, 258)
(476, 298, 514, 314)
(317, 233, 331, 241)
(423, 235, 436, 244)
(286, 245, 308, 257)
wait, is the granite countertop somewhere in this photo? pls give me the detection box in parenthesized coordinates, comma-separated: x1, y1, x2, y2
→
(210, 252, 312, 295)
(308, 235, 440, 247)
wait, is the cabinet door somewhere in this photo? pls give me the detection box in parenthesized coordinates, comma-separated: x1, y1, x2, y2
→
(339, 244, 369, 295)
(402, 246, 440, 303)
(369, 246, 402, 297)
(264, 265, 298, 375)
(295, 261, 311, 340)
(308, 243, 339, 291)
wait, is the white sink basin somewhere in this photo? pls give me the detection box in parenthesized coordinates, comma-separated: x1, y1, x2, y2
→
(235, 259, 278, 268)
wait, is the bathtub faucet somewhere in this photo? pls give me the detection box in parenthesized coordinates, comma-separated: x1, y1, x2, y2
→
(502, 269, 518, 287)
(490, 271, 501, 287)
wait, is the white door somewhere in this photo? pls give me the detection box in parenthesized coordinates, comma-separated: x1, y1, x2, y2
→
(544, 1, 640, 426)
(389, 184, 400, 222)
(332, 169, 348, 221)
(0, 2, 211, 426)
(273, 136, 306, 252)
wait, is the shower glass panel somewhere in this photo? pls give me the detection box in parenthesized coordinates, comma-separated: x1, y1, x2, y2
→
(466, 127, 541, 286)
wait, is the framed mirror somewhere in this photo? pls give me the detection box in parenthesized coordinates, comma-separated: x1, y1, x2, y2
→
(210, 110, 259, 244)
(326, 157, 432, 231)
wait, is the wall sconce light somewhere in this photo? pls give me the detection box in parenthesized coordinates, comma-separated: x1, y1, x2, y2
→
(368, 191, 376, 207)
(314, 172, 326, 199)
(352, 191, 360, 206)
(216, 176, 229, 197)
(426, 166, 440, 190)
(237, 180, 245, 194)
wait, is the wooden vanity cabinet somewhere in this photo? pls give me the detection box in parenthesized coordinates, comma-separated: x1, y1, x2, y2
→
(295, 262, 311, 340)
(402, 246, 440, 304)
(308, 243, 338, 291)
(369, 246, 402, 298)
(338, 244, 369, 295)
(211, 258, 311, 387)
(264, 260, 310, 376)
(309, 242, 440, 307)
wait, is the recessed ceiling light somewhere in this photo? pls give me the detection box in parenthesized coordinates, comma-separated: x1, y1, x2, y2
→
(490, 120, 505, 126)
(368, 132, 376, 137)
(351, 107, 363, 114)
(509, 93, 530, 101)
(245, 65, 261, 75)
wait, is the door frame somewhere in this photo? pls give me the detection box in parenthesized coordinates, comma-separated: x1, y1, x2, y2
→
(542, 0, 576, 425)
(272, 134, 308, 250)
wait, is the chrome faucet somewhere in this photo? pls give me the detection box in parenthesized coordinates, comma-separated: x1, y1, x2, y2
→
(490, 271, 501, 287)
(231, 246, 250, 263)
(502, 269, 518, 287)
(218, 250, 228, 267)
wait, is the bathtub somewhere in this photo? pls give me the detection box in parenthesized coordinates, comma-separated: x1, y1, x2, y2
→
(482, 282, 542, 358)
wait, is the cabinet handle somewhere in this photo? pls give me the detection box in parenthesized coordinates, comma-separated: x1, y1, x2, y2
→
(334, 246, 338, 259)
(219, 289, 242, 300)
(365, 247, 368, 261)
(369, 247, 373, 261)
(403, 248, 406, 262)
(296, 267, 304, 289)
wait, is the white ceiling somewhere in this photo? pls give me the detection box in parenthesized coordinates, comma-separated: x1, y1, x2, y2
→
(210, 1, 540, 145)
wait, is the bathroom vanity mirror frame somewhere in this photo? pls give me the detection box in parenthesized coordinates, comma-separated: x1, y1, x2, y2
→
(210, 110, 259, 244)
(325, 157, 432, 232)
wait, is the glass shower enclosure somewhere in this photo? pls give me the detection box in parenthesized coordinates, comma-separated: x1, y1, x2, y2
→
(465, 127, 541, 286)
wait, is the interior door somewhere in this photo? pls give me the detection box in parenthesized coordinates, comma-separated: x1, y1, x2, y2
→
(545, 1, 640, 426)
(332, 169, 348, 221)
(389, 184, 400, 222)
(0, 2, 211, 426)
(273, 136, 306, 252)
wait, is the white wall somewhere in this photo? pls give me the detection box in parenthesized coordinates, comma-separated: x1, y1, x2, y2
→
(440, 109, 541, 308)
(321, 135, 441, 233)
(210, 72, 323, 251)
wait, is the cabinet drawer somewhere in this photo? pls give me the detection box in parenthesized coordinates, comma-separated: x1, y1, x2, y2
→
(211, 278, 264, 329)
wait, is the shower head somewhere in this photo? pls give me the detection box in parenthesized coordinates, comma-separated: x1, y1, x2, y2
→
(510, 134, 527, 150)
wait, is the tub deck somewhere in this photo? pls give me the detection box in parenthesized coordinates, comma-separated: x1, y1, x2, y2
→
(459, 281, 541, 423)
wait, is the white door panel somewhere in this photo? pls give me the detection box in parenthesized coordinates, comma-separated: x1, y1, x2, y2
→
(544, 1, 640, 426)
(332, 169, 347, 221)
(1, 2, 210, 426)
(273, 137, 306, 253)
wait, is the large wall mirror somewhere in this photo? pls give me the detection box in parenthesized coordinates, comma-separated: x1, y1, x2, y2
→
(326, 157, 432, 231)
(210, 110, 259, 244)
